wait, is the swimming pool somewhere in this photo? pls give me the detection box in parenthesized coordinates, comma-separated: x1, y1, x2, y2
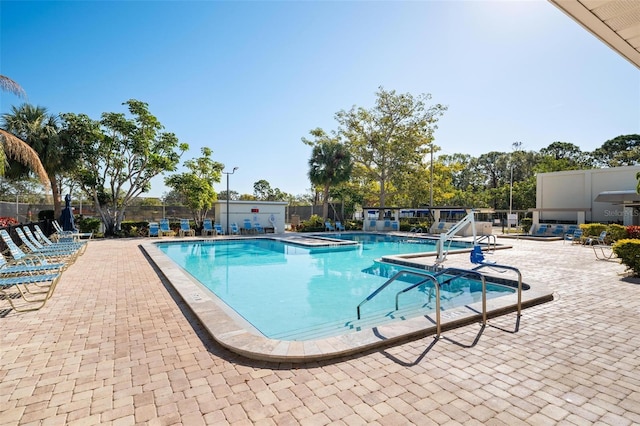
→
(156, 235, 515, 341)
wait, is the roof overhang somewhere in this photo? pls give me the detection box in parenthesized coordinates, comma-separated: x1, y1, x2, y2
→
(594, 189, 640, 203)
(548, 0, 640, 70)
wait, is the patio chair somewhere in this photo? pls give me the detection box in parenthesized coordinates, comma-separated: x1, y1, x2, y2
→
(0, 230, 70, 271)
(148, 222, 161, 237)
(534, 224, 549, 235)
(243, 219, 255, 235)
(254, 222, 265, 234)
(24, 226, 84, 255)
(565, 228, 583, 244)
(230, 223, 240, 235)
(551, 225, 565, 236)
(33, 225, 87, 254)
(52, 220, 93, 241)
(391, 221, 399, 232)
(178, 219, 195, 237)
(213, 223, 225, 236)
(0, 253, 65, 276)
(202, 219, 215, 237)
(159, 219, 173, 237)
(369, 219, 377, 231)
(335, 221, 346, 231)
(325, 221, 336, 232)
(384, 219, 392, 230)
(14, 228, 79, 263)
(0, 268, 62, 312)
(586, 230, 607, 246)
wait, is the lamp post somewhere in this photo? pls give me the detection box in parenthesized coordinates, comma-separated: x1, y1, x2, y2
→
(223, 167, 238, 235)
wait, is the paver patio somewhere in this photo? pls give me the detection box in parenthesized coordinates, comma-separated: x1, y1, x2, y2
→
(1, 236, 639, 425)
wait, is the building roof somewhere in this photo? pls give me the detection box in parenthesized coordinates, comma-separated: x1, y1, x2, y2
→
(549, 0, 640, 70)
(594, 189, 640, 203)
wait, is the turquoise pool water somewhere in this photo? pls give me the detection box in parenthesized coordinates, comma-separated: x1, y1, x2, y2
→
(157, 235, 514, 340)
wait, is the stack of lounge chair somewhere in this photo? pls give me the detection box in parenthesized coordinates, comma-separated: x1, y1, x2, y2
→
(0, 225, 87, 312)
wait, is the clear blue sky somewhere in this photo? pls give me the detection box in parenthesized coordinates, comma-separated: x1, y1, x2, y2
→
(1, 0, 638, 198)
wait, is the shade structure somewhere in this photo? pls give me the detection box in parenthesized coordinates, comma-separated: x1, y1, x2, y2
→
(59, 194, 76, 232)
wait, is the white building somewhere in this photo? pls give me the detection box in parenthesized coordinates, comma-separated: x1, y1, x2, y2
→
(533, 166, 640, 226)
(213, 200, 288, 234)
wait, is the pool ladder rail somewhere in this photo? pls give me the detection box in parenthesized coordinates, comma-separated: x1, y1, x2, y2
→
(356, 263, 522, 339)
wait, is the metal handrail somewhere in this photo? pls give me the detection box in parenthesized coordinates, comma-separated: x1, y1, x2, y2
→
(356, 270, 426, 317)
(473, 263, 522, 322)
(392, 272, 442, 338)
(431, 267, 488, 325)
(475, 234, 497, 252)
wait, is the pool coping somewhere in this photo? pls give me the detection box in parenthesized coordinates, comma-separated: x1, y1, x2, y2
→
(140, 233, 554, 363)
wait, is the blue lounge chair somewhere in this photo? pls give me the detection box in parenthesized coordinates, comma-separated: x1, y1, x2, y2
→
(0, 230, 69, 270)
(254, 222, 265, 234)
(586, 230, 607, 246)
(24, 226, 84, 255)
(551, 225, 565, 236)
(534, 224, 549, 235)
(391, 221, 399, 232)
(178, 219, 195, 237)
(14, 228, 78, 263)
(213, 223, 225, 236)
(325, 221, 336, 232)
(33, 225, 86, 254)
(335, 222, 346, 231)
(148, 222, 160, 237)
(159, 219, 173, 236)
(0, 254, 65, 275)
(202, 219, 215, 237)
(243, 219, 255, 234)
(565, 228, 583, 244)
(230, 223, 240, 235)
(0, 269, 62, 311)
(369, 219, 377, 231)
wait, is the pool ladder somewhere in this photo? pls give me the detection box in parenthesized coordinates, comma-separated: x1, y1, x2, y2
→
(356, 264, 522, 338)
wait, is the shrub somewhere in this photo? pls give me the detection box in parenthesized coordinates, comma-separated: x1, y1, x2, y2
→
(520, 218, 532, 233)
(0, 217, 18, 227)
(613, 239, 640, 276)
(299, 214, 325, 232)
(626, 225, 640, 239)
(582, 223, 606, 237)
(76, 217, 101, 234)
(606, 223, 627, 243)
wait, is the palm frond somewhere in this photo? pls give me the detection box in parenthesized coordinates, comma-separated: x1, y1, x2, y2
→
(0, 129, 50, 189)
(0, 75, 26, 98)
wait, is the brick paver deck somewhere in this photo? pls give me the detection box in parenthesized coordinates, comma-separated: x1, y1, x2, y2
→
(1, 236, 639, 425)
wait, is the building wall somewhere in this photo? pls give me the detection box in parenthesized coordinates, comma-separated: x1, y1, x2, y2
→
(536, 166, 640, 224)
(214, 200, 288, 233)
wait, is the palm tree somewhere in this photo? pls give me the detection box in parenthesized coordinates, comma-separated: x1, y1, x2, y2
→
(2, 104, 68, 214)
(308, 140, 353, 221)
(0, 75, 49, 189)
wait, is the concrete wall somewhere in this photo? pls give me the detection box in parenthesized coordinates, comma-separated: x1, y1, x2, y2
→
(214, 201, 288, 234)
(536, 166, 640, 225)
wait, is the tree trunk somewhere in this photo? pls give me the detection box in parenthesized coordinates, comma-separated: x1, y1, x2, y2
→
(322, 184, 330, 221)
(50, 178, 62, 219)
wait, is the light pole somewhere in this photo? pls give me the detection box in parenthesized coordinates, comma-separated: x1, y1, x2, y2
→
(223, 167, 238, 235)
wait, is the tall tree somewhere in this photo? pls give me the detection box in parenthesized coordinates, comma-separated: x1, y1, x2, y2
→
(2, 104, 81, 216)
(0, 75, 49, 188)
(305, 129, 353, 221)
(592, 134, 640, 167)
(61, 100, 188, 235)
(165, 147, 223, 229)
(335, 87, 447, 218)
